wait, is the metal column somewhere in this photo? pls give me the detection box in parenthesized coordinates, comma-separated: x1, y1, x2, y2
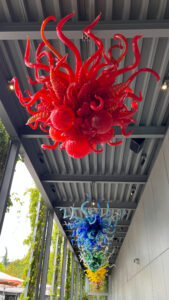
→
(75, 264, 79, 300)
(0, 141, 20, 233)
(80, 270, 82, 300)
(70, 254, 75, 300)
(35, 209, 48, 300)
(60, 237, 67, 300)
(39, 210, 54, 300)
(24, 196, 41, 298)
(108, 275, 111, 300)
(51, 234, 59, 300)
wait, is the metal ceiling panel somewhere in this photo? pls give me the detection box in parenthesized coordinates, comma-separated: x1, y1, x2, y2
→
(0, 0, 169, 267)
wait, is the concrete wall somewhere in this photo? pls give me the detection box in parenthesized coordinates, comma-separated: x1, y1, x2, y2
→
(110, 129, 169, 300)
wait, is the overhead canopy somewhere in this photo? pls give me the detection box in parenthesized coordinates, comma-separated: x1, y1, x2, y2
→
(0, 0, 169, 269)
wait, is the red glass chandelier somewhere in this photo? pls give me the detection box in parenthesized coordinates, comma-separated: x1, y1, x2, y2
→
(11, 12, 160, 158)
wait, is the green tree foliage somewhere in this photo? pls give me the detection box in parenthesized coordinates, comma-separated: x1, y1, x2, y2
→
(47, 222, 59, 284)
(5, 257, 28, 279)
(20, 186, 47, 299)
(2, 247, 9, 268)
(65, 249, 72, 300)
(0, 120, 9, 183)
(48, 230, 64, 298)
(0, 255, 28, 280)
(0, 262, 5, 272)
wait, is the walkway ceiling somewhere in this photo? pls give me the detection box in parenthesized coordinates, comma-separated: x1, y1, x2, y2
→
(0, 0, 169, 271)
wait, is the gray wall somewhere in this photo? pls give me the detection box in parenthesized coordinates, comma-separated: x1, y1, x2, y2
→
(110, 129, 169, 300)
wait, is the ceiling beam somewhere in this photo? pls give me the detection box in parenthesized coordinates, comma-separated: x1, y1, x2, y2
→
(114, 221, 130, 227)
(63, 220, 130, 228)
(67, 231, 127, 238)
(41, 174, 147, 184)
(1, 21, 169, 40)
(20, 126, 166, 139)
(55, 201, 137, 210)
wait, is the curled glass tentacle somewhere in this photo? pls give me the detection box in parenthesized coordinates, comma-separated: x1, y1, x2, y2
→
(81, 200, 90, 217)
(106, 234, 115, 241)
(56, 12, 82, 79)
(41, 16, 63, 60)
(81, 14, 103, 80)
(109, 263, 116, 269)
(70, 206, 76, 219)
(106, 202, 111, 217)
(88, 215, 97, 225)
(97, 198, 104, 215)
(85, 193, 91, 201)
(12, 13, 160, 159)
(102, 202, 111, 217)
(60, 208, 71, 219)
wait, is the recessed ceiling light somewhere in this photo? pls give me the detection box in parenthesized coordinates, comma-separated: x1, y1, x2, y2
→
(161, 81, 168, 90)
(8, 83, 14, 90)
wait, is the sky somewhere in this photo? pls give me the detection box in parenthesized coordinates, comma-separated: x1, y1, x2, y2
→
(0, 161, 34, 262)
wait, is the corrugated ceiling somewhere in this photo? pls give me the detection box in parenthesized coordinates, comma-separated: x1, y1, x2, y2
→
(0, 0, 169, 269)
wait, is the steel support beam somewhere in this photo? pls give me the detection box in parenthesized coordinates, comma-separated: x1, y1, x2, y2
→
(108, 276, 111, 300)
(51, 234, 59, 300)
(1, 21, 169, 40)
(60, 237, 68, 300)
(66, 220, 129, 229)
(75, 265, 79, 300)
(24, 196, 41, 298)
(115, 220, 130, 227)
(39, 210, 54, 300)
(35, 209, 48, 300)
(80, 270, 83, 300)
(20, 126, 166, 139)
(0, 140, 20, 234)
(42, 174, 147, 184)
(67, 231, 127, 239)
(70, 254, 75, 300)
(57, 201, 137, 210)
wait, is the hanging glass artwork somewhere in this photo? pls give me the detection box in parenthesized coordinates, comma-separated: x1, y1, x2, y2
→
(85, 265, 108, 288)
(11, 12, 160, 158)
(61, 196, 124, 251)
(61, 195, 124, 285)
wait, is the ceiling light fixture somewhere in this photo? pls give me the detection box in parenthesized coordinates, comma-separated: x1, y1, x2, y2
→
(130, 185, 136, 197)
(8, 83, 14, 91)
(141, 153, 147, 166)
(161, 77, 169, 90)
